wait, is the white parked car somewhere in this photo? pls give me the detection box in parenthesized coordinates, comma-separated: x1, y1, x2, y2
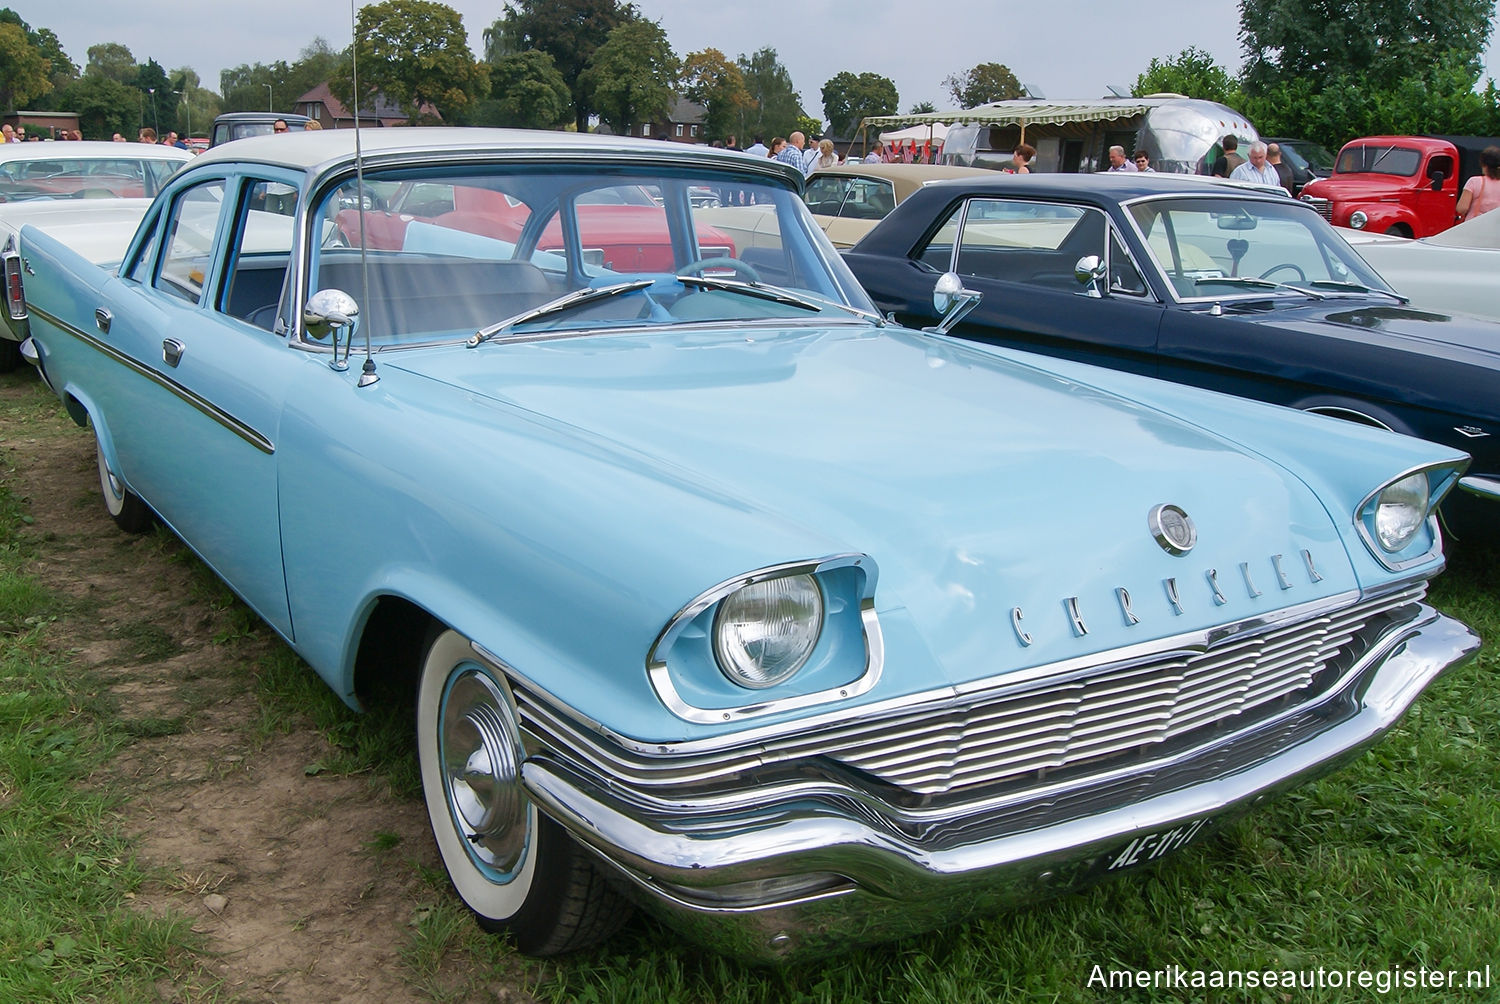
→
(1, 141, 192, 370)
(1340, 210, 1500, 320)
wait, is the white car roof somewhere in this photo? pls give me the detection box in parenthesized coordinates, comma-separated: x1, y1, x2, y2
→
(0, 141, 193, 166)
(188, 127, 799, 177)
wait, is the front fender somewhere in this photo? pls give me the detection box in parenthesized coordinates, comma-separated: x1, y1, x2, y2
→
(1340, 203, 1418, 235)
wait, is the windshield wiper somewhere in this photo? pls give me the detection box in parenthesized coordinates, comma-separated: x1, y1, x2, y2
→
(1192, 275, 1325, 300)
(678, 274, 887, 325)
(676, 274, 822, 311)
(468, 279, 656, 346)
(1307, 279, 1409, 303)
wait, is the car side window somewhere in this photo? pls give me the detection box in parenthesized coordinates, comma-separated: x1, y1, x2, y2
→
(155, 180, 226, 305)
(947, 199, 1096, 291)
(840, 178, 896, 220)
(804, 176, 850, 216)
(1109, 230, 1148, 296)
(222, 180, 297, 331)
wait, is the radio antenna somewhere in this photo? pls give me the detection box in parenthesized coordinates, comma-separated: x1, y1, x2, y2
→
(351, 0, 378, 386)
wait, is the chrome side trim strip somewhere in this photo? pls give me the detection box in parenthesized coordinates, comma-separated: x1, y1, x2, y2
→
(29, 304, 275, 455)
(1458, 475, 1500, 501)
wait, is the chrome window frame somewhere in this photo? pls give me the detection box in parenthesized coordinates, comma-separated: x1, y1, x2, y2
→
(290, 151, 869, 355)
(1118, 192, 1395, 306)
(921, 196, 1158, 303)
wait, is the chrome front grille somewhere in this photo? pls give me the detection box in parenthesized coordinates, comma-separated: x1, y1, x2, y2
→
(515, 584, 1425, 800)
(1301, 195, 1332, 221)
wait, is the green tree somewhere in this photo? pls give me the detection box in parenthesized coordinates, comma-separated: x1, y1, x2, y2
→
(468, 49, 571, 128)
(334, 0, 488, 122)
(85, 42, 137, 85)
(1133, 46, 1240, 105)
(136, 59, 176, 136)
(943, 62, 1024, 107)
(171, 68, 220, 140)
(1239, 0, 1494, 93)
(57, 74, 139, 138)
(1235, 0, 1500, 149)
(489, 0, 639, 131)
(1, 11, 77, 104)
(681, 48, 752, 143)
(909, 100, 936, 115)
(821, 71, 898, 139)
(578, 18, 678, 136)
(0, 21, 52, 111)
(734, 47, 806, 142)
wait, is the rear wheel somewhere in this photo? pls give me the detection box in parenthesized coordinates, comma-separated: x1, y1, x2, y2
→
(0, 338, 21, 373)
(416, 629, 629, 956)
(94, 429, 152, 533)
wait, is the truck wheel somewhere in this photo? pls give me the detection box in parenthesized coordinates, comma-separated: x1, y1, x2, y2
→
(1383, 224, 1412, 238)
(416, 629, 630, 956)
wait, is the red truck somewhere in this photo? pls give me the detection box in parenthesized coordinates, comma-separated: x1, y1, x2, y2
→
(1299, 134, 1500, 238)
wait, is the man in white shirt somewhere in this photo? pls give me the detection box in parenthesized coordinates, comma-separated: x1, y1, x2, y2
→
(1230, 141, 1281, 186)
(744, 135, 768, 158)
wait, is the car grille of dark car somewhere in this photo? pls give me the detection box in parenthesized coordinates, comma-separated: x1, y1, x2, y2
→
(1301, 195, 1333, 221)
(516, 584, 1425, 801)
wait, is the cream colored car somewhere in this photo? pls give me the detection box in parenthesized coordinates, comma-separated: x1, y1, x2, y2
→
(695, 163, 996, 254)
(805, 163, 994, 248)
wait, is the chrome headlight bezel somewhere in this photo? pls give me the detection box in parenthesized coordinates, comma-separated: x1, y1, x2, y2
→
(647, 554, 883, 724)
(1348, 210, 1368, 230)
(1355, 463, 1464, 569)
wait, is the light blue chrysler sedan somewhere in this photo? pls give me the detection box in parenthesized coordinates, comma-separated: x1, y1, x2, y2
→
(5, 129, 1479, 962)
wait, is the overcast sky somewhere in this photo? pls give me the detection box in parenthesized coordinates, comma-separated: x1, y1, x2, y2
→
(11, 0, 1500, 121)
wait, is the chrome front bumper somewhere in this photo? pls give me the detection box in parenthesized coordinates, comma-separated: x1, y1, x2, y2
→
(522, 606, 1477, 963)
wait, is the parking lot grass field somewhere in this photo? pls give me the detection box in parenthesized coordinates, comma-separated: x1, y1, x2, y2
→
(1, 369, 1496, 1002)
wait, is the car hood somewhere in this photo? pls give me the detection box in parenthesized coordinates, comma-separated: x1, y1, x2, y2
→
(1229, 298, 1500, 361)
(382, 324, 1371, 696)
(1302, 174, 1422, 198)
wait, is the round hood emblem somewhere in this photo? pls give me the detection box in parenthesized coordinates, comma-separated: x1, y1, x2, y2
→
(1149, 504, 1197, 555)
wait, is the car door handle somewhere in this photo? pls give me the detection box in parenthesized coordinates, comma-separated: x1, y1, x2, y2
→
(162, 338, 185, 368)
(94, 307, 111, 333)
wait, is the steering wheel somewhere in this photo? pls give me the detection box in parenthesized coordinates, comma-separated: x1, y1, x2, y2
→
(677, 257, 761, 283)
(1258, 262, 1307, 282)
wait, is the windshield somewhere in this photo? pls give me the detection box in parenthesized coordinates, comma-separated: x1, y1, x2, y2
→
(310, 163, 873, 347)
(1280, 141, 1334, 173)
(1127, 196, 1396, 301)
(1334, 145, 1420, 177)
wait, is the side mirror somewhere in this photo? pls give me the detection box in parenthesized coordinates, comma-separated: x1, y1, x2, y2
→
(304, 287, 359, 371)
(1074, 255, 1108, 298)
(926, 271, 982, 335)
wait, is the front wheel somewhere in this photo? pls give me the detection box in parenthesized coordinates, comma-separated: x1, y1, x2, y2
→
(95, 429, 152, 533)
(416, 630, 629, 956)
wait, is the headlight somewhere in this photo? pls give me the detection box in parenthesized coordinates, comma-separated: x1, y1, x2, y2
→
(1348, 210, 1368, 229)
(713, 574, 823, 689)
(1372, 473, 1428, 552)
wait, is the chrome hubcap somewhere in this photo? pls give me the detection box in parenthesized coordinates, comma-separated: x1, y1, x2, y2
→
(440, 668, 527, 875)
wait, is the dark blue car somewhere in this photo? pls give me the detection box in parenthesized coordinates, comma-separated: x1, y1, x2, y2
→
(843, 173, 1500, 540)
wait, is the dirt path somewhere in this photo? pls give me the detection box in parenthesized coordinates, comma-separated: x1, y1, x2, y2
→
(1, 373, 537, 1002)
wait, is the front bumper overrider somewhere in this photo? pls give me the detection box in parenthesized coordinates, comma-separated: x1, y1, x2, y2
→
(520, 604, 1477, 963)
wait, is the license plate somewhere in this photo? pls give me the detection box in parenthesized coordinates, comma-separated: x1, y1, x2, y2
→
(1098, 817, 1211, 873)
